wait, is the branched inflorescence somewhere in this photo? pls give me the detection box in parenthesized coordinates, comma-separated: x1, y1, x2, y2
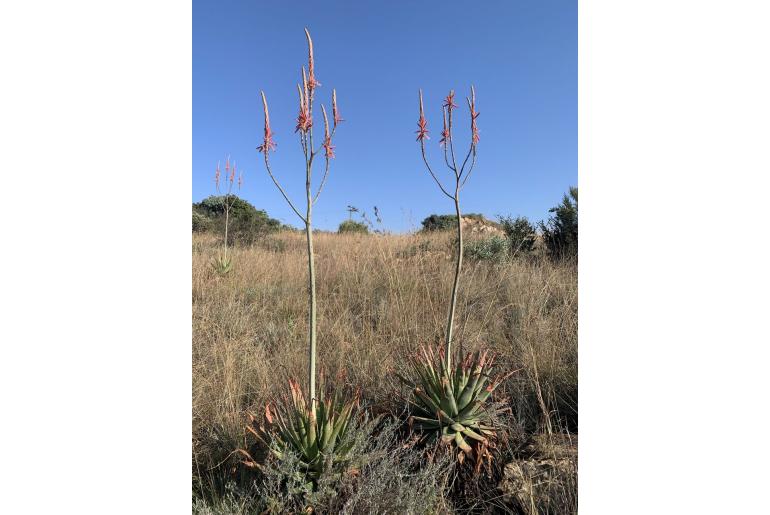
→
(251, 29, 354, 484)
(211, 155, 242, 275)
(407, 87, 512, 465)
(415, 86, 479, 366)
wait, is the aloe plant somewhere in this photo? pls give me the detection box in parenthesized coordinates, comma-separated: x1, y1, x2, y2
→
(211, 254, 232, 276)
(402, 347, 513, 463)
(212, 156, 242, 274)
(411, 87, 513, 461)
(416, 87, 479, 368)
(258, 29, 341, 410)
(251, 28, 354, 480)
(244, 380, 358, 480)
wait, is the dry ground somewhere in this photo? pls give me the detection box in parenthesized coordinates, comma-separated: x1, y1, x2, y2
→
(193, 230, 577, 512)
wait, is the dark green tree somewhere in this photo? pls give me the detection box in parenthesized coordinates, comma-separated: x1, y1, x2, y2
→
(540, 186, 578, 259)
(497, 215, 537, 256)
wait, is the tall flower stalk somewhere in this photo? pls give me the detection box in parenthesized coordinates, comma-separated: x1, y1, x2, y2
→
(215, 156, 241, 260)
(257, 28, 341, 410)
(212, 156, 242, 275)
(416, 87, 479, 369)
(405, 87, 507, 464)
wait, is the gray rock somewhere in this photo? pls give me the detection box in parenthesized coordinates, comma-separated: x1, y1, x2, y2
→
(498, 435, 577, 514)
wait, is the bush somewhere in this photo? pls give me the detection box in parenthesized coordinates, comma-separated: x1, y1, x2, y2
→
(193, 211, 212, 233)
(217, 418, 453, 514)
(192, 195, 281, 244)
(420, 213, 486, 232)
(337, 220, 369, 234)
(464, 235, 510, 263)
(498, 215, 537, 256)
(540, 187, 578, 260)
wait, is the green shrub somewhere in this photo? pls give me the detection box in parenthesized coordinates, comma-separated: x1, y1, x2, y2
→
(192, 195, 281, 244)
(420, 213, 485, 232)
(222, 420, 453, 514)
(540, 187, 578, 259)
(498, 215, 537, 255)
(193, 211, 212, 233)
(464, 235, 510, 262)
(337, 220, 368, 234)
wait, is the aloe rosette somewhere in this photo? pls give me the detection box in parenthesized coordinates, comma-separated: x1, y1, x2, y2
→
(402, 346, 513, 461)
(245, 380, 359, 480)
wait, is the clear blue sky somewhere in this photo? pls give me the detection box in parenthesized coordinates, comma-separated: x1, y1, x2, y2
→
(193, 0, 576, 232)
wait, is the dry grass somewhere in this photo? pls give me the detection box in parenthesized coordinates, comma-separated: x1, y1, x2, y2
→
(192, 230, 577, 511)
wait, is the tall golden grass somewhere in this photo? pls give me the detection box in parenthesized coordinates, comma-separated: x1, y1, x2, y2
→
(192, 230, 576, 493)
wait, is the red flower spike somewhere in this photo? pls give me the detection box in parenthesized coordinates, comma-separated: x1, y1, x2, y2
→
(296, 108, 312, 133)
(296, 83, 305, 112)
(469, 85, 480, 145)
(230, 162, 235, 184)
(443, 90, 457, 110)
(332, 89, 344, 127)
(416, 89, 429, 142)
(323, 142, 335, 159)
(321, 105, 335, 159)
(440, 107, 450, 147)
(257, 91, 277, 154)
(304, 28, 321, 91)
(295, 80, 313, 133)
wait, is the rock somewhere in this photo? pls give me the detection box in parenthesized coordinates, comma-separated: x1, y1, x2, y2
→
(498, 434, 577, 513)
(459, 216, 505, 237)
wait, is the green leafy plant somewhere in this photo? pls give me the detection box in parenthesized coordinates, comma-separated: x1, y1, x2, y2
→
(498, 215, 537, 256)
(337, 219, 368, 234)
(243, 380, 359, 482)
(229, 419, 452, 513)
(464, 235, 510, 262)
(192, 211, 212, 233)
(341, 205, 386, 235)
(540, 186, 578, 260)
(401, 346, 513, 466)
(211, 254, 233, 276)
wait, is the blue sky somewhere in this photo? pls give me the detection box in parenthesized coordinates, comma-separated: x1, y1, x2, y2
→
(193, 0, 576, 232)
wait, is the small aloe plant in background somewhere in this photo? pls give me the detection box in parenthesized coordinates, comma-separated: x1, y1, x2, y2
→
(407, 86, 512, 464)
(211, 156, 242, 275)
(245, 28, 357, 482)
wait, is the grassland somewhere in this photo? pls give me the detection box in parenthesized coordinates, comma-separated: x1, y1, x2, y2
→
(193, 229, 577, 513)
